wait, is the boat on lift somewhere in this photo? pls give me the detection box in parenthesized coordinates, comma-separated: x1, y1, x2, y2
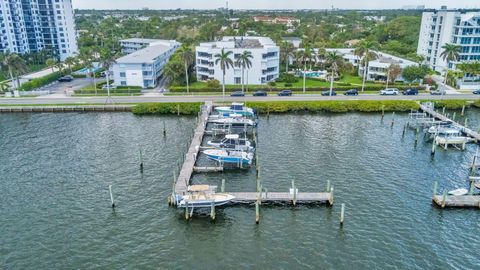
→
(209, 114, 257, 127)
(428, 125, 462, 136)
(448, 188, 468, 196)
(215, 103, 256, 117)
(203, 149, 254, 166)
(177, 185, 235, 208)
(207, 134, 254, 152)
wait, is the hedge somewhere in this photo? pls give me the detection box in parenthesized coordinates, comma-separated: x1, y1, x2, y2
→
(20, 71, 64, 91)
(432, 100, 470, 110)
(74, 89, 142, 94)
(170, 85, 426, 93)
(132, 102, 203, 115)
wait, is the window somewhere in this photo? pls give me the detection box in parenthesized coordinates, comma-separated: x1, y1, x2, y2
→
(461, 37, 472, 44)
(234, 77, 241, 84)
(461, 47, 470, 53)
(120, 72, 126, 77)
(121, 81, 127, 86)
(474, 38, 480, 44)
(471, 46, 480, 53)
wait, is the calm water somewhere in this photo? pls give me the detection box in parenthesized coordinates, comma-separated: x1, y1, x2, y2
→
(1, 111, 479, 269)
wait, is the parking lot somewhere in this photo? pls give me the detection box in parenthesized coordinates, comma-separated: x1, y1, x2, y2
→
(34, 77, 105, 96)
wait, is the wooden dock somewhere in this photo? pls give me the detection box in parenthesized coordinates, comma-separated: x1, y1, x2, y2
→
(420, 103, 480, 142)
(0, 105, 133, 113)
(229, 191, 333, 205)
(432, 195, 480, 208)
(174, 102, 212, 195)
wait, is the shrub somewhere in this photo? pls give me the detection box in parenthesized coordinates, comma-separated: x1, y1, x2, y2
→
(277, 73, 298, 83)
(20, 71, 65, 91)
(206, 79, 220, 90)
(268, 81, 276, 87)
(433, 100, 469, 109)
(132, 102, 203, 115)
(284, 83, 293, 87)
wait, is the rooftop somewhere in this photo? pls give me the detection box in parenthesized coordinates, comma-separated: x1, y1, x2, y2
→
(116, 44, 172, 64)
(119, 38, 161, 44)
(198, 36, 277, 50)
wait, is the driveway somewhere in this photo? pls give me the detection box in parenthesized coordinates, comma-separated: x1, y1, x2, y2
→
(36, 78, 104, 98)
(432, 75, 460, 94)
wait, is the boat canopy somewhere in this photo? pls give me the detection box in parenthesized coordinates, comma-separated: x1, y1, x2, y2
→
(188, 185, 212, 192)
(225, 134, 240, 139)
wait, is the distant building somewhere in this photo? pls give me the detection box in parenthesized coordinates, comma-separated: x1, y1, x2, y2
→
(344, 39, 362, 48)
(282, 37, 302, 48)
(196, 36, 280, 85)
(253, 16, 300, 27)
(112, 40, 180, 88)
(119, 38, 175, 54)
(0, 0, 78, 61)
(364, 16, 386, 22)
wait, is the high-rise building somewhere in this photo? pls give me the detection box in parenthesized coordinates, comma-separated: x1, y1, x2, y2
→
(196, 36, 280, 85)
(0, 0, 78, 60)
(417, 7, 480, 72)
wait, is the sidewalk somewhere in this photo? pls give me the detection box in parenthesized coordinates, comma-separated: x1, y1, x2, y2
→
(432, 75, 460, 94)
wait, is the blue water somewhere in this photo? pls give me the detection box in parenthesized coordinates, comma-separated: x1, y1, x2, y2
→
(1, 111, 479, 269)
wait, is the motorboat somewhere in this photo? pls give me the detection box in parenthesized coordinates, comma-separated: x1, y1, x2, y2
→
(208, 114, 257, 127)
(428, 126, 462, 136)
(203, 149, 254, 166)
(177, 185, 235, 208)
(207, 134, 254, 152)
(448, 188, 468, 196)
(215, 103, 256, 117)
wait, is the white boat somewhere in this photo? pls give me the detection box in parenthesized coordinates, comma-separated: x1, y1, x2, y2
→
(448, 188, 468, 196)
(428, 126, 462, 136)
(207, 134, 254, 152)
(177, 185, 235, 208)
(209, 114, 256, 127)
(215, 103, 255, 117)
(203, 149, 254, 166)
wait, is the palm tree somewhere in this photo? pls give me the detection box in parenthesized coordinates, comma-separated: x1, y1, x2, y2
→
(214, 48, 234, 100)
(235, 50, 253, 93)
(45, 58, 57, 73)
(0, 53, 27, 92)
(55, 61, 64, 73)
(325, 50, 344, 96)
(280, 41, 295, 73)
(178, 45, 194, 94)
(355, 41, 376, 92)
(99, 49, 117, 100)
(440, 43, 461, 90)
(297, 48, 311, 93)
(64, 56, 76, 74)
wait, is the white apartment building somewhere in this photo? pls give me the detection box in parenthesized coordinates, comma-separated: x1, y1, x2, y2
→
(0, 0, 78, 60)
(196, 36, 280, 85)
(119, 38, 173, 54)
(417, 8, 480, 71)
(112, 40, 180, 88)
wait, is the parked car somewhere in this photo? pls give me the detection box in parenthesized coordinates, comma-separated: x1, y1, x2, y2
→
(402, 88, 418, 95)
(278, 90, 292, 96)
(344, 89, 359, 96)
(230, 91, 245, 97)
(322, 90, 337, 96)
(473, 90, 480, 95)
(102, 85, 117, 90)
(430, 89, 446, 95)
(58, 75, 74, 82)
(252, 90, 267, 96)
(379, 88, 399, 95)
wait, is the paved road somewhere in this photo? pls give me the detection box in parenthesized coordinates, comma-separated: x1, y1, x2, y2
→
(1, 93, 479, 105)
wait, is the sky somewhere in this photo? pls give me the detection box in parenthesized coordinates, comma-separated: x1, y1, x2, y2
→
(72, 0, 479, 10)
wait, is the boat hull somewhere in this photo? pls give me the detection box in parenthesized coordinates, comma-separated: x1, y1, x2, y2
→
(177, 194, 235, 208)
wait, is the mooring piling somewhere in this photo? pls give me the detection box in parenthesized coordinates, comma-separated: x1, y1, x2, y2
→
(452, 112, 456, 121)
(340, 203, 345, 226)
(441, 190, 447, 208)
(381, 105, 385, 120)
(139, 149, 144, 172)
(185, 201, 189, 220)
(402, 124, 406, 138)
(291, 179, 297, 206)
(442, 107, 446, 114)
(163, 121, 166, 137)
(461, 105, 465, 116)
(109, 185, 115, 208)
(464, 118, 468, 128)
(221, 179, 225, 192)
(255, 200, 260, 224)
(210, 201, 216, 221)
(177, 104, 180, 115)
(431, 137, 437, 156)
(391, 112, 395, 127)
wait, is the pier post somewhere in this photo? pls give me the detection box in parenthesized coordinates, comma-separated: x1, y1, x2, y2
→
(402, 124, 406, 138)
(185, 201, 189, 220)
(210, 201, 216, 221)
(381, 105, 385, 120)
(442, 107, 446, 114)
(441, 190, 446, 208)
(461, 105, 465, 116)
(221, 179, 225, 192)
(432, 181, 438, 198)
(391, 112, 395, 127)
(109, 185, 115, 208)
(431, 137, 436, 156)
(329, 186, 334, 206)
(340, 203, 345, 226)
(291, 180, 297, 206)
(255, 200, 260, 224)
(464, 118, 468, 128)
(163, 121, 166, 137)
(177, 104, 180, 115)
(415, 129, 419, 146)
(326, 180, 331, 193)
(469, 181, 475, 195)
(462, 141, 466, 151)
(267, 107, 270, 119)
(139, 149, 144, 172)
(452, 112, 456, 121)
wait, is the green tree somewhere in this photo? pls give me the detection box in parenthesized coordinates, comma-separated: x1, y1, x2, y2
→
(64, 57, 76, 73)
(235, 50, 253, 93)
(280, 41, 295, 73)
(99, 49, 117, 99)
(457, 61, 480, 81)
(355, 40, 377, 92)
(178, 45, 195, 93)
(297, 47, 312, 93)
(440, 43, 461, 89)
(0, 53, 27, 91)
(214, 48, 234, 99)
(402, 65, 428, 83)
(387, 64, 402, 84)
(45, 58, 57, 73)
(325, 50, 344, 96)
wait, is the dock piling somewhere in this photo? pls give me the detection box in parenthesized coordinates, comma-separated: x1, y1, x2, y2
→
(442, 107, 446, 114)
(163, 121, 166, 137)
(329, 186, 334, 206)
(391, 112, 395, 127)
(109, 185, 115, 208)
(139, 149, 144, 172)
(464, 118, 468, 128)
(431, 137, 436, 156)
(340, 203, 345, 226)
(326, 180, 331, 193)
(221, 179, 225, 192)
(185, 201, 189, 220)
(177, 104, 180, 115)
(441, 190, 447, 208)
(381, 105, 385, 120)
(402, 124, 406, 138)
(210, 201, 216, 221)
(291, 180, 297, 206)
(461, 105, 465, 116)
(452, 112, 456, 121)
(255, 200, 260, 224)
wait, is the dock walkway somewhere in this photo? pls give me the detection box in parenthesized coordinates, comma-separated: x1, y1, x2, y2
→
(432, 195, 480, 208)
(0, 105, 133, 112)
(420, 103, 480, 142)
(229, 192, 333, 205)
